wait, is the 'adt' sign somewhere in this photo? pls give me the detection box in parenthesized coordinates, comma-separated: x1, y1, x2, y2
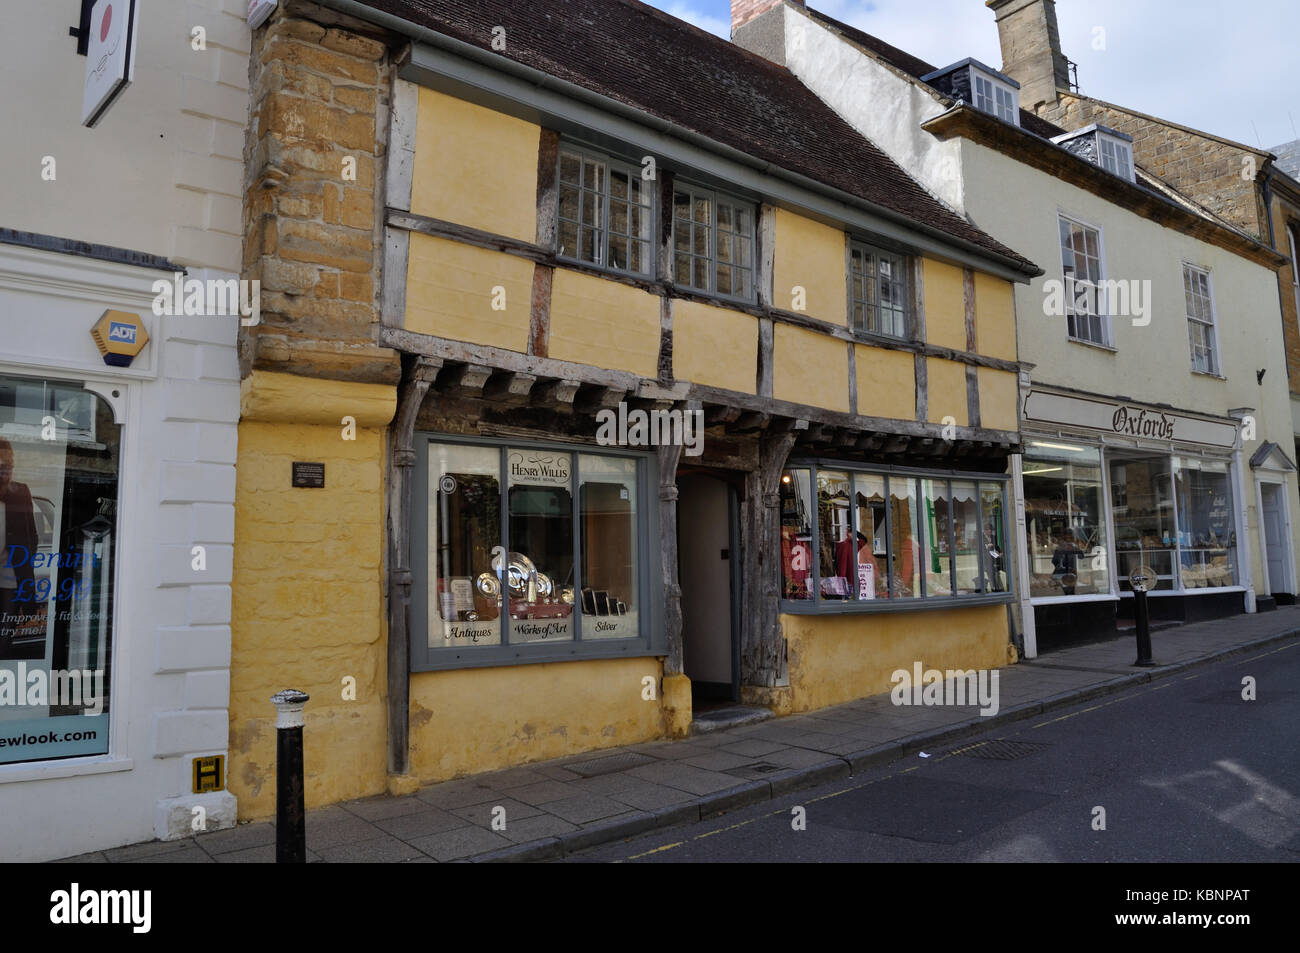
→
(108, 322, 137, 344)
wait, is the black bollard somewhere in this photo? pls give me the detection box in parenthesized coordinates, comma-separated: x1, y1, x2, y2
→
(1133, 588, 1155, 667)
(272, 689, 310, 863)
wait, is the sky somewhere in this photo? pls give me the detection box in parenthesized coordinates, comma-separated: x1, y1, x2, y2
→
(647, 0, 1300, 152)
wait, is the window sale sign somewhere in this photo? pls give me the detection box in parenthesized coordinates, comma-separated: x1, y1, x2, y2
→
(82, 0, 139, 128)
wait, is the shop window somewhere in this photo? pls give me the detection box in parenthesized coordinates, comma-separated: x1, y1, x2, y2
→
(780, 468, 813, 600)
(782, 462, 1011, 611)
(1174, 457, 1237, 588)
(415, 438, 655, 670)
(1, 374, 118, 766)
(579, 455, 639, 640)
(850, 243, 909, 338)
(1022, 442, 1110, 598)
(1110, 453, 1177, 591)
(673, 183, 755, 301)
(557, 147, 653, 276)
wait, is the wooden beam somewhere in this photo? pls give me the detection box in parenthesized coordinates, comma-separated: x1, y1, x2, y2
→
(740, 429, 798, 691)
(385, 355, 439, 778)
(438, 363, 493, 394)
(531, 378, 582, 407)
(483, 370, 537, 401)
(732, 411, 771, 433)
(575, 385, 627, 414)
(705, 405, 743, 425)
(658, 442, 684, 676)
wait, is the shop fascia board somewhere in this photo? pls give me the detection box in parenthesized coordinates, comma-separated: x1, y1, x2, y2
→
(387, 39, 1040, 285)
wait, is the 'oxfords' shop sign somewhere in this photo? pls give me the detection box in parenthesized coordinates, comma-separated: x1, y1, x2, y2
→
(1023, 391, 1238, 448)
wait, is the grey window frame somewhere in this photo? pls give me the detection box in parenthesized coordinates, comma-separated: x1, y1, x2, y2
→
(672, 181, 757, 303)
(780, 458, 1014, 615)
(555, 144, 654, 278)
(411, 433, 665, 672)
(849, 241, 910, 339)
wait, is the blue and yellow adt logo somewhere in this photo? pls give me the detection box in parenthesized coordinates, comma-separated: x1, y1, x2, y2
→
(90, 310, 149, 367)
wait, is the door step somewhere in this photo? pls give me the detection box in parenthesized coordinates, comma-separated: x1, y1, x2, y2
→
(690, 705, 773, 734)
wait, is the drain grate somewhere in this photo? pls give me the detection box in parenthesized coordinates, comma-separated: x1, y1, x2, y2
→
(951, 739, 1052, 761)
(745, 762, 784, 774)
(563, 752, 656, 777)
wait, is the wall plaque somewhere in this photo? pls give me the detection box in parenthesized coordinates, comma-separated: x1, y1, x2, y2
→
(292, 462, 325, 488)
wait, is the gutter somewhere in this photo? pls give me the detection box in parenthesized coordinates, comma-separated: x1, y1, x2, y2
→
(309, 0, 1042, 282)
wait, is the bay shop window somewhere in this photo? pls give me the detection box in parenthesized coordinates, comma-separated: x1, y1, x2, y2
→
(780, 463, 1012, 610)
(412, 438, 658, 670)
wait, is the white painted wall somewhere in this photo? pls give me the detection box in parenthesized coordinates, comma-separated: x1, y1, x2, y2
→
(0, 0, 250, 271)
(960, 139, 1299, 598)
(781, 5, 966, 213)
(0, 0, 248, 861)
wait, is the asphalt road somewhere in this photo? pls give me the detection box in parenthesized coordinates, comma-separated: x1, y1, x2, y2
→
(569, 639, 1300, 862)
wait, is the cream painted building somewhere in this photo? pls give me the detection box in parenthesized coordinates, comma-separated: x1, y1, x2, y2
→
(0, 1, 249, 861)
(735, 0, 1298, 653)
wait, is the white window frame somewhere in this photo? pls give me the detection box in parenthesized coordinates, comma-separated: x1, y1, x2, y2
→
(1183, 262, 1220, 376)
(1058, 212, 1112, 348)
(970, 67, 1019, 125)
(1096, 132, 1135, 183)
(1288, 224, 1300, 328)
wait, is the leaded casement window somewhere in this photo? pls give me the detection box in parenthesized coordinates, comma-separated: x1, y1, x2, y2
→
(849, 243, 909, 338)
(1183, 263, 1219, 375)
(1058, 214, 1109, 347)
(672, 183, 756, 301)
(557, 147, 653, 276)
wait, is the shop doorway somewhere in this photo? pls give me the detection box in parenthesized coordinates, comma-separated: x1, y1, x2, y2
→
(1260, 482, 1293, 598)
(678, 473, 740, 704)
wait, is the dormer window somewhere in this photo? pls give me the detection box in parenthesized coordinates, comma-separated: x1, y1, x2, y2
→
(1052, 125, 1136, 183)
(921, 58, 1020, 127)
(973, 72, 1017, 124)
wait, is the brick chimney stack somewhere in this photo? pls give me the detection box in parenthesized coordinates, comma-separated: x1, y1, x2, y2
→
(986, 0, 1071, 114)
(731, 0, 804, 34)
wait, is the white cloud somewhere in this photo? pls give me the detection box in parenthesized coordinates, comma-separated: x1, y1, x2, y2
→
(663, 1, 732, 38)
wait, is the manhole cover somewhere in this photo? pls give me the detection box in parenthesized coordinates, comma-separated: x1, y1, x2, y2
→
(951, 739, 1051, 761)
(564, 752, 656, 777)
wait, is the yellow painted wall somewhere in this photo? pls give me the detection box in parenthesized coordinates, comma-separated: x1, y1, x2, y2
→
(774, 324, 849, 413)
(772, 208, 848, 325)
(548, 269, 661, 378)
(978, 367, 1020, 432)
(856, 345, 915, 420)
(409, 658, 666, 782)
(405, 233, 534, 351)
(781, 605, 1009, 712)
(410, 88, 540, 243)
(230, 372, 397, 819)
(973, 272, 1017, 361)
(926, 357, 968, 425)
(673, 300, 758, 394)
(924, 258, 967, 351)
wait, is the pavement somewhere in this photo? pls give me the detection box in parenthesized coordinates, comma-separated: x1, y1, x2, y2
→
(54, 606, 1300, 864)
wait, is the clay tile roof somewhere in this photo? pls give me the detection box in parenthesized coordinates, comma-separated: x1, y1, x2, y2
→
(355, 0, 1037, 272)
